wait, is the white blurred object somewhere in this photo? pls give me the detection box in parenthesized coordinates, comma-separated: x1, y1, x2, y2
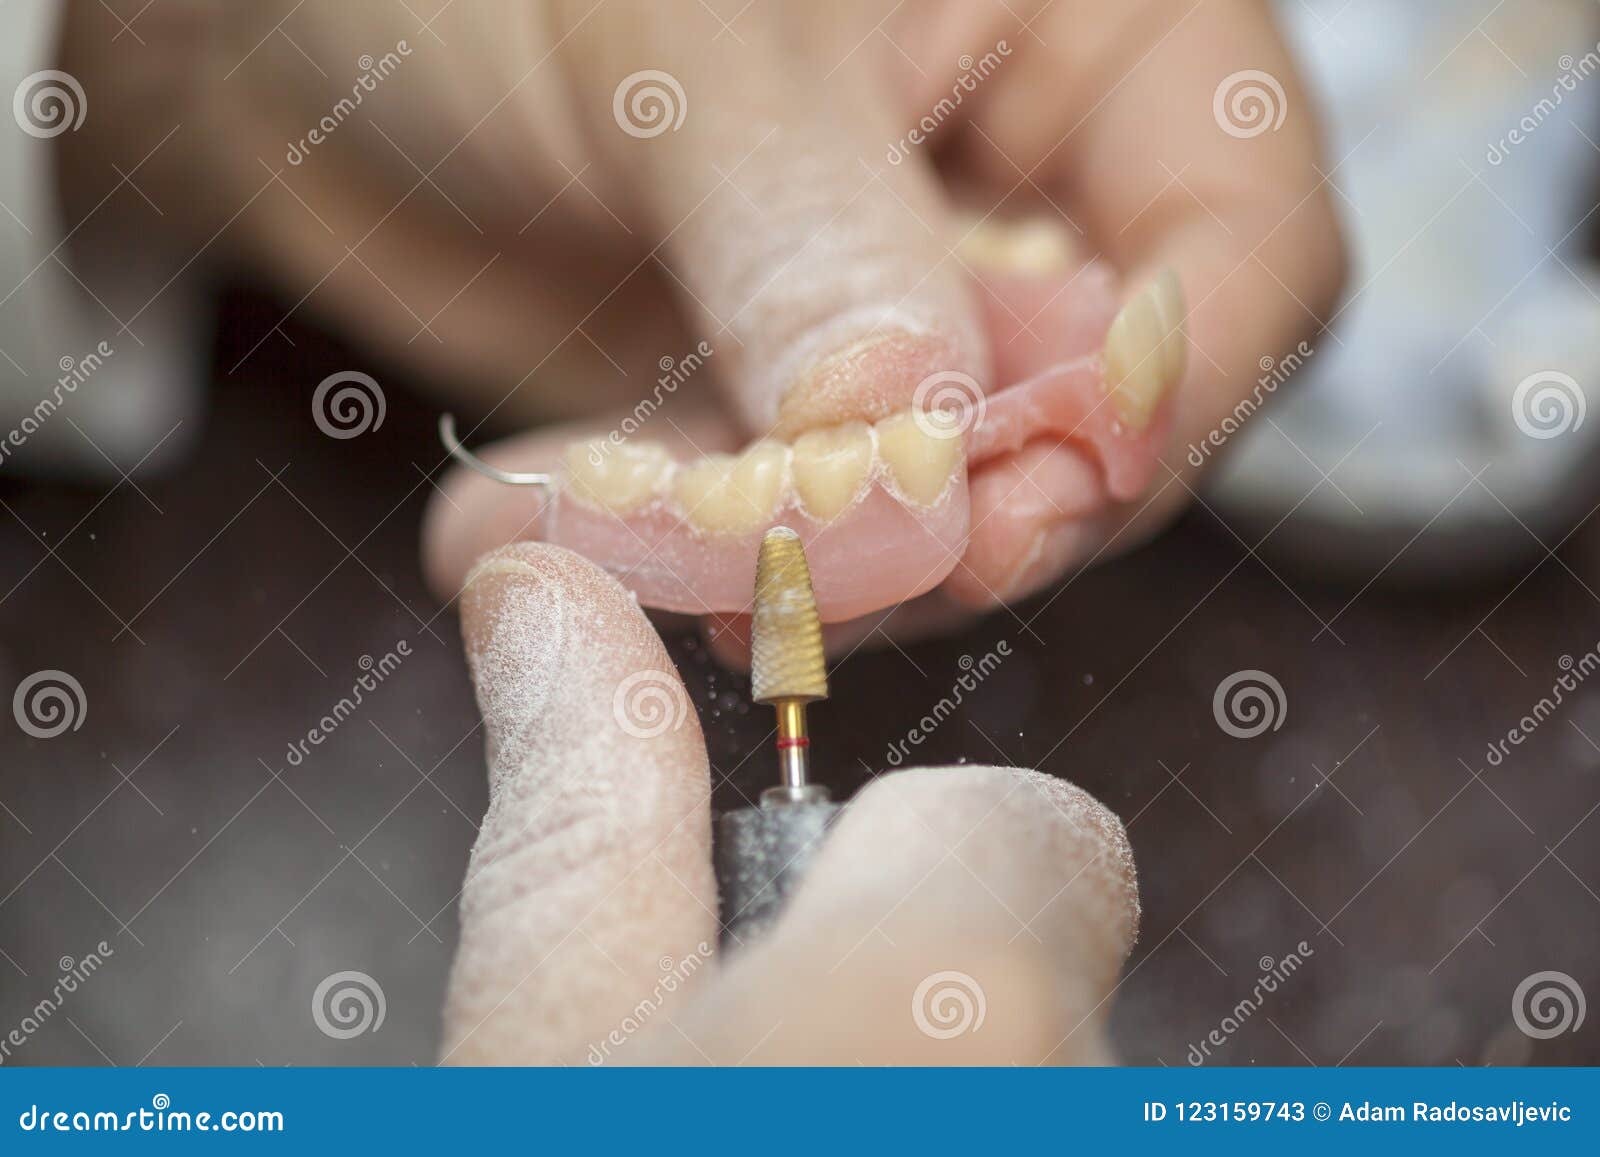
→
(0, 1, 204, 482)
(1211, 0, 1600, 579)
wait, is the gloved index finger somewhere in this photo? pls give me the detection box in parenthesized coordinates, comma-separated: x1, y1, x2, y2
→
(440, 543, 719, 1065)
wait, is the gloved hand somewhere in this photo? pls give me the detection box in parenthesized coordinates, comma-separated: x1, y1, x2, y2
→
(63, 0, 1343, 643)
(437, 543, 1139, 1064)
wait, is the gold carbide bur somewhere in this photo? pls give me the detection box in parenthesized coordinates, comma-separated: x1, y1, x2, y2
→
(751, 526, 828, 803)
(715, 525, 841, 942)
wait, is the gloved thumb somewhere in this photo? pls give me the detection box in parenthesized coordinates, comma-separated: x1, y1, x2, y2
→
(566, 2, 987, 439)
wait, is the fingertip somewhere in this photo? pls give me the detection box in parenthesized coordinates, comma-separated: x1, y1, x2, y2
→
(457, 542, 703, 775)
(770, 324, 985, 439)
(831, 765, 1140, 961)
(458, 540, 629, 642)
(443, 541, 718, 1064)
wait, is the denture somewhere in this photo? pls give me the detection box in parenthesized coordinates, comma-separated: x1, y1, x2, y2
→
(543, 410, 968, 620)
(484, 220, 1186, 621)
(969, 254, 1184, 500)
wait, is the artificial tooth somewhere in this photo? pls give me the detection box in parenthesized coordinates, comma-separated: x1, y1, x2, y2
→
(875, 411, 962, 506)
(673, 443, 789, 534)
(729, 441, 789, 522)
(564, 439, 673, 512)
(958, 215, 1075, 275)
(791, 421, 874, 522)
(1104, 268, 1186, 430)
(1151, 267, 1188, 387)
(673, 454, 734, 526)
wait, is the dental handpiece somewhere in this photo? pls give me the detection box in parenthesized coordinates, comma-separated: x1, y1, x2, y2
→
(714, 527, 841, 946)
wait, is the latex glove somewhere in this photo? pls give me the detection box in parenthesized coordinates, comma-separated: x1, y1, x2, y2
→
(406, 0, 1345, 644)
(61, 0, 1342, 637)
(437, 542, 1139, 1064)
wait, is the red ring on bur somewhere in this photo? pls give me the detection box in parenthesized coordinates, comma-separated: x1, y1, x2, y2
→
(775, 737, 810, 750)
